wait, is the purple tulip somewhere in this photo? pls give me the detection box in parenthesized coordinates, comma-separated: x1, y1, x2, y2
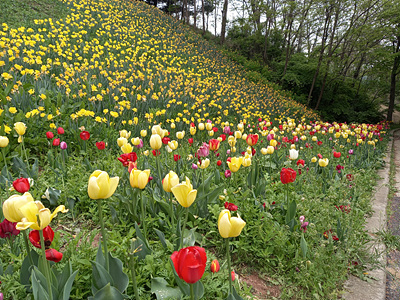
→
(224, 170, 231, 178)
(348, 149, 354, 155)
(197, 142, 209, 157)
(267, 134, 274, 141)
(135, 139, 143, 149)
(192, 163, 198, 170)
(60, 141, 67, 150)
(223, 126, 230, 134)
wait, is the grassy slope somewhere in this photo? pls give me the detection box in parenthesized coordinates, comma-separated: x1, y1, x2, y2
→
(0, 0, 70, 28)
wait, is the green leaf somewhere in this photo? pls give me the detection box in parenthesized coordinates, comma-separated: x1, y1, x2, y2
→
(183, 227, 196, 247)
(20, 249, 40, 287)
(169, 259, 190, 295)
(108, 253, 129, 293)
(154, 228, 168, 249)
(151, 277, 182, 299)
(91, 261, 114, 294)
(300, 234, 308, 259)
(192, 281, 204, 299)
(61, 269, 78, 300)
(132, 237, 152, 260)
(93, 283, 124, 300)
(31, 267, 50, 300)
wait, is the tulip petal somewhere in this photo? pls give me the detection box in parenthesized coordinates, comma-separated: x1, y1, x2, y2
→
(50, 205, 68, 220)
(105, 176, 119, 198)
(16, 218, 36, 230)
(218, 212, 231, 238)
(96, 172, 110, 199)
(171, 184, 191, 207)
(19, 201, 39, 223)
(138, 172, 149, 189)
(38, 208, 51, 230)
(185, 190, 197, 207)
(88, 176, 101, 199)
(229, 216, 246, 237)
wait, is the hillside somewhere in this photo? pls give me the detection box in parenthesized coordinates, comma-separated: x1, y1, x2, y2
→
(0, 0, 319, 134)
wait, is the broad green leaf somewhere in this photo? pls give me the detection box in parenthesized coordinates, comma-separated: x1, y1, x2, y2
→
(151, 277, 182, 299)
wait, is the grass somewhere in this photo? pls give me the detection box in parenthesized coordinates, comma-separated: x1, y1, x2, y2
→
(0, 0, 69, 28)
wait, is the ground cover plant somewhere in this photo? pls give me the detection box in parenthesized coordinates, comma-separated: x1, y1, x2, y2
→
(0, 0, 391, 299)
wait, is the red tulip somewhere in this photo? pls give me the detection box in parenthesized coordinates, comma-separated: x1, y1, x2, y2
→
(188, 138, 194, 145)
(53, 138, 60, 146)
(280, 168, 296, 184)
(246, 134, 259, 146)
(171, 246, 207, 284)
(46, 131, 54, 139)
(333, 151, 341, 158)
(174, 154, 181, 161)
(217, 160, 222, 166)
(219, 134, 226, 141)
(224, 202, 238, 211)
(210, 259, 220, 273)
(80, 131, 90, 140)
(118, 152, 137, 167)
(231, 271, 236, 281)
(296, 159, 305, 167)
(162, 137, 170, 144)
(12, 177, 30, 193)
(0, 219, 20, 238)
(29, 226, 54, 249)
(96, 141, 106, 150)
(209, 139, 220, 151)
(152, 149, 161, 156)
(45, 248, 63, 263)
(57, 127, 65, 135)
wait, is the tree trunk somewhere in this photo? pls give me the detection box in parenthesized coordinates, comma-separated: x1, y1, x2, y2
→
(220, 0, 228, 44)
(307, 6, 332, 105)
(202, 0, 205, 33)
(387, 38, 400, 122)
(315, 4, 340, 110)
(194, 0, 197, 28)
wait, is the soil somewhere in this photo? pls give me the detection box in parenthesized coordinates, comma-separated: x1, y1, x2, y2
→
(240, 272, 281, 299)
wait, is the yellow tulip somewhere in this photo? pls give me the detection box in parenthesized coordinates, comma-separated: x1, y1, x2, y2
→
(198, 123, 205, 130)
(205, 123, 212, 131)
(152, 125, 163, 136)
(0, 136, 9, 147)
(171, 177, 197, 208)
(88, 170, 119, 200)
(197, 158, 210, 169)
(14, 122, 27, 136)
(234, 131, 242, 139)
(3, 192, 35, 222)
(311, 157, 317, 163)
(242, 154, 251, 167)
(131, 137, 141, 146)
(130, 169, 151, 189)
(119, 130, 131, 139)
(163, 171, 179, 192)
(176, 131, 185, 139)
(218, 209, 246, 238)
(266, 146, 274, 154)
(121, 143, 133, 154)
(261, 148, 268, 155)
(270, 139, 277, 147)
(208, 130, 214, 137)
(228, 157, 243, 173)
(150, 134, 162, 150)
(16, 200, 68, 231)
(16, 200, 67, 231)
(140, 130, 147, 137)
(168, 140, 178, 150)
(318, 158, 329, 167)
(117, 137, 128, 147)
(171, 123, 176, 129)
(190, 126, 196, 135)
(143, 150, 150, 156)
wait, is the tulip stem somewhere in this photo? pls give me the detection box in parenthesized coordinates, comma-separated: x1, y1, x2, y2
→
(129, 242, 140, 300)
(225, 238, 232, 295)
(140, 192, 147, 241)
(39, 230, 53, 300)
(190, 283, 195, 300)
(169, 193, 175, 231)
(156, 155, 163, 193)
(21, 137, 30, 170)
(22, 230, 34, 266)
(180, 208, 189, 249)
(1, 147, 9, 198)
(97, 199, 109, 272)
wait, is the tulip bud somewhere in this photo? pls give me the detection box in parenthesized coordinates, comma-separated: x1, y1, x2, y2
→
(150, 134, 162, 150)
(130, 169, 151, 189)
(210, 259, 220, 273)
(88, 170, 119, 200)
(140, 130, 147, 137)
(0, 136, 9, 148)
(198, 123, 205, 130)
